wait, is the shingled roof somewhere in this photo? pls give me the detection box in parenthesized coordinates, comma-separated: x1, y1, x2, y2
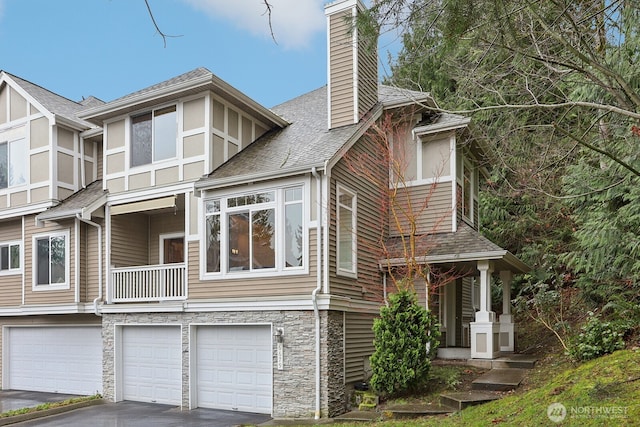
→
(3, 72, 101, 130)
(384, 222, 529, 273)
(37, 180, 107, 222)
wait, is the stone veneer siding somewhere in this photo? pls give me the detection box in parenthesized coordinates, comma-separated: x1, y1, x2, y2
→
(101, 310, 347, 418)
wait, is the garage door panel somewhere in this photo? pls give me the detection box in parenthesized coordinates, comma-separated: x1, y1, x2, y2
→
(7, 327, 102, 395)
(196, 325, 272, 414)
(121, 326, 181, 406)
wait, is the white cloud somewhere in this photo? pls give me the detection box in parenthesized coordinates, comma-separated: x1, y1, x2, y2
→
(183, 0, 326, 50)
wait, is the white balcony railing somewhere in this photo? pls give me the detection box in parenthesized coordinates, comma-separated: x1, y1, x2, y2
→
(111, 263, 186, 302)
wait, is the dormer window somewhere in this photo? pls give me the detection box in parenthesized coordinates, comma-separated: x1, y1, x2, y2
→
(131, 105, 177, 167)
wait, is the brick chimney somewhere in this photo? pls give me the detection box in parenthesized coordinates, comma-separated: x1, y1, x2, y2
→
(325, 0, 378, 129)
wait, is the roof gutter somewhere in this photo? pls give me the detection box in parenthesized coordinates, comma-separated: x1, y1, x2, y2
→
(380, 250, 530, 273)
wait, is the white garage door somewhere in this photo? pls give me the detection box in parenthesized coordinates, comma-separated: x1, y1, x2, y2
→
(6, 326, 102, 395)
(122, 326, 181, 405)
(196, 325, 272, 414)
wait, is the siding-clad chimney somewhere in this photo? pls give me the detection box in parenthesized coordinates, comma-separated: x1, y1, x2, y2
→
(325, 0, 378, 130)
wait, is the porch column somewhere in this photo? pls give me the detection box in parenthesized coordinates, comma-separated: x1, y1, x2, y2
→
(470, 260, 500, 359)
(499, 270, 515, 352)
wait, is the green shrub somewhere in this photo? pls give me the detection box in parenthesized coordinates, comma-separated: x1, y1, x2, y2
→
(369, 288, 440, 397)
(568, 312, 627, 361)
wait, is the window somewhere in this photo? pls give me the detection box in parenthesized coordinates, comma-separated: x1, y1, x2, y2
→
(203, 185, 304, 278)
(0, 138, 27, 189)
(461, 159, 475, 222)
(337, 184, 357, 276)
(33, 231, 69, 288)
(131, 105, 177, 167)
(0, 241, 20, 273)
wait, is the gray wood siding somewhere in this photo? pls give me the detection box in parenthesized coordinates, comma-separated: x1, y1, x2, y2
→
(345, 312, 376, 383)
(357, 30, 378, 118)
(329, 11, 356, 128)
(187, 229, 318, 299)
(330, 135, 387, 302)
(110, 213, 149, 267)
(390, 183, 453, 237)
(23, 216, 76, 305)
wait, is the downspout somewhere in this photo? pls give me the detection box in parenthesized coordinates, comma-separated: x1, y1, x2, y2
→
(77, 214, 102, 316)
(311, 166, 322, 420)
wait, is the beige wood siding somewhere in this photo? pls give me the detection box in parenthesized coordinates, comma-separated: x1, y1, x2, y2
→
(0, 219, 22, 307)
(187, 229, 318, 299)
(80, 219, 105, 302)
(96, 143, 103, 180)
(110, 213, 149, 267)
(155, 166, 179, 186)
(0, 85, 6, 125)
(345, 312, 376, 383)
(0, 314, 101, 387)
(57, 127, 74, 150)
(390, 183, 453, 237)
(9, 87, 27, 121)
(57, 152, 74, 185)
(183, 97, 205, 131)
(330, 135, 388, 302)
(30, 152, 49, 183)
(128, 172, 151, 190)
(30, 186, 49, 204)
(148, 211, 184, 265)
(107, 120, 125, 150)
(30, 116, 49, 149)
(23, 216, 76, 305)
(329, 11, 356, 128)
(184, 134, 205, 158)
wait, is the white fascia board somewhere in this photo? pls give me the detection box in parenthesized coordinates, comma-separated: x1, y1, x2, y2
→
(0, 304, 96, 316)
(381, 250, 530, 273)
(413, 117, 471, 136)
(36, 193, 108, 222)
(80, 126, 104, 139)
(194, 165, 321, 194)
(324, 0, 362, 16)
(0, 202, 52, 220)
(1, 74, 55, 123)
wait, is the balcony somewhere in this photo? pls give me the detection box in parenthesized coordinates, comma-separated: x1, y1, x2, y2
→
(110, 263, 186, 302)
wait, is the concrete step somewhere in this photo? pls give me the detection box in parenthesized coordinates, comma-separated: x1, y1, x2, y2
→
(333, 410, 382, 422)
(472, 368, 527, 391)
(440, 391, 500, 410)
(383, 403, 455, 419)
(491, 354, 537, 369)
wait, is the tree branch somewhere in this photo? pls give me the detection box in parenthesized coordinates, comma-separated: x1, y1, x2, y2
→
(144, 0, 182, 47)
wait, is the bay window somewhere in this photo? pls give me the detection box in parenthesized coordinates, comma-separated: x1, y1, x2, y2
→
(203, 185, 304, 278)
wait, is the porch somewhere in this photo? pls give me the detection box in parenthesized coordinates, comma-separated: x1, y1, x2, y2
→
(107, 194, 187, 303)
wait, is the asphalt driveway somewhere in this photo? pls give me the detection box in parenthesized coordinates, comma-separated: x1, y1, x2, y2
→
(1, 393, 272, 427)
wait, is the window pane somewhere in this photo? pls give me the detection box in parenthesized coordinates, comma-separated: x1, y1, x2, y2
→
(338, 206, 354, 270)
(252, 208, 275, 269)
(0, 143, 7, 189)
(339, 193, 352, 208)
(228, 212, 250, 271)
(285, 203, 303, 267)
(285, 187, 302, 202)
(36, 238, 50, 285)
(9, 139, 26, 186)
(10, 245, 19, 269)
(154, 106, 177, 161)
(205, 200, 220, 214)
(206, 214, 221, 273)
(50, 236, 66, 284)
(131, 113, 152, 166)
(463, 166, 471, 218)
(0, 246, 8, 270)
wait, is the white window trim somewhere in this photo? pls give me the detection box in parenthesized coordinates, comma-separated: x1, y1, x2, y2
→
(32, 230, 70, 291)
(0, 137, 28, 190)
(200, 180, 308, 280)
(0, 240, 22, 275)
(336, 183, 357, 278)
(159, 232, 185, 264)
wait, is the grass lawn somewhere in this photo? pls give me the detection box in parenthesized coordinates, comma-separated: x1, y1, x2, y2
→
(335, 348, 640, 426)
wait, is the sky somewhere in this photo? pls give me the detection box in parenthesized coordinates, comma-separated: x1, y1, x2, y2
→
(0, 0, 399, 109)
